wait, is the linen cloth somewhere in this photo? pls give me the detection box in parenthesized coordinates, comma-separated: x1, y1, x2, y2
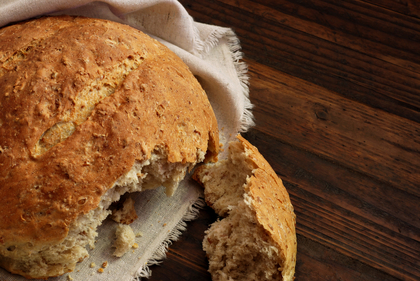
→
(0, 1, 253, 280)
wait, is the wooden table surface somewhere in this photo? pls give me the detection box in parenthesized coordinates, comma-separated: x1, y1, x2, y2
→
(147, 1, 420, 280)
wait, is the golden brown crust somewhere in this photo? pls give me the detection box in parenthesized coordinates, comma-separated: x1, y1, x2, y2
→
(0, 14, 218, 267)
(237, 135, 297, 280)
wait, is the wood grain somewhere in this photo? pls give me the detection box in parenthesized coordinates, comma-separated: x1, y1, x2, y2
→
(147, 1, 420, 280)
(183, 0, 420, 122)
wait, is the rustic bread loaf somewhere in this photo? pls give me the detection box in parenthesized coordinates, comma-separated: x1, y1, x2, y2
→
(0, 16, 219, 279)
(193, 135, 296, 281)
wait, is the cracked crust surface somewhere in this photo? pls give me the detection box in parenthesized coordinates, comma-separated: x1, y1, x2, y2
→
(0, 15, 219, 278)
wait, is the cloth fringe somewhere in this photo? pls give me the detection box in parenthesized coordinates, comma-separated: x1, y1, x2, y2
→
(223, 29, 255, 133)
(195, 25, 255, 133)
(133, 197, 207, 280)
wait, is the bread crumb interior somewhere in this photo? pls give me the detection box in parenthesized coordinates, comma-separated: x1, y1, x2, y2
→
(197, 141, 284, 281)
(4, 146, 200, 278)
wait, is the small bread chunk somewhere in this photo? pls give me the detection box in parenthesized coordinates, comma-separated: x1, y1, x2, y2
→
(111, 197, 138, 225)
(193, 135, 297, 281)
(113, 224, 136, 258)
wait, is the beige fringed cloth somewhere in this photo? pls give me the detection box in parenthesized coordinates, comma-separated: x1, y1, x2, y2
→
(0, 1, 253, 280)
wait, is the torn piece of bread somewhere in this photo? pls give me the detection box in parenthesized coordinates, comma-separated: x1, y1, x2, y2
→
(111, 196, 138, 225)
(113, 224, 136, 258)
(0, 16, 219, 279)
(193, 135, 296, 281)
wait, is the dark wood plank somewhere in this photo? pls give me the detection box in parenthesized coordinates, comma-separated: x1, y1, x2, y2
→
(247, 60, 420, 196)
(296, 235, 404, 281)
(360, 0, 420, 17)
(183, 0, 420, 122)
